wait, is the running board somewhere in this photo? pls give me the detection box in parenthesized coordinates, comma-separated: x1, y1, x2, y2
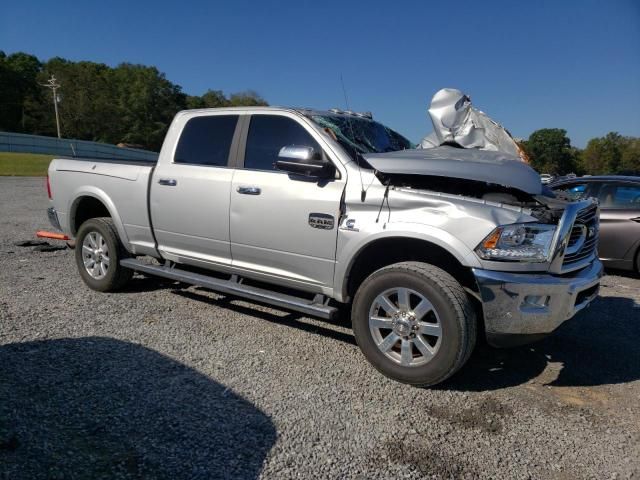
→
(120, 258, 337, 320)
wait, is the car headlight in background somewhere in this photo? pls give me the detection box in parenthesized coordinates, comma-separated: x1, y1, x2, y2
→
(476, 223, 556, 262)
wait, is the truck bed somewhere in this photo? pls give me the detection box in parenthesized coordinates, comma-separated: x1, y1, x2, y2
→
(48, 156, 157, 256)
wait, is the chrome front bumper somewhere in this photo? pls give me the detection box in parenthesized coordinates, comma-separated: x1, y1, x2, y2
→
(473, 259, 603, 347)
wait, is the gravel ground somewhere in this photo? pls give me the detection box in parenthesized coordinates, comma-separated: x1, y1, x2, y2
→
(1, 176, 639, 479)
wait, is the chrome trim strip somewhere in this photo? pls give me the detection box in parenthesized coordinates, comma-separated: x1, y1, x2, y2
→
(548, 198, 599, 274)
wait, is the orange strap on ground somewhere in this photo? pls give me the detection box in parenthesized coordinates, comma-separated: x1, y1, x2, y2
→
(36, 230, 70, 241)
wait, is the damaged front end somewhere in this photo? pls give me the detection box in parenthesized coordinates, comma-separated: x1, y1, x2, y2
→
(363, 146, 565, 224)
(362, 147, 602, 345)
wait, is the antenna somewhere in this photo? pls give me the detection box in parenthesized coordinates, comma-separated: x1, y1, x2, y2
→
(340, 74, 367, 202)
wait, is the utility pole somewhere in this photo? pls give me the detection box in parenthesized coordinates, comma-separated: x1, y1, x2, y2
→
(41, 75, 62, 138)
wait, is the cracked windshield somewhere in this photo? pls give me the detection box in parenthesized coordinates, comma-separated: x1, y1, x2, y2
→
(312, 115, 414, 160)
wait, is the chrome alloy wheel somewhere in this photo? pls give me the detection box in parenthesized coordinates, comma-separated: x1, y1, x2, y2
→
(368, 287, 442, 367)
(82, 231, 110, 280)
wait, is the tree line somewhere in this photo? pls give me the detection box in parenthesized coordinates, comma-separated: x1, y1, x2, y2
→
(1, 51, 638, 173)
(0, 51, 267, 151)
(519, 128, 640, 177)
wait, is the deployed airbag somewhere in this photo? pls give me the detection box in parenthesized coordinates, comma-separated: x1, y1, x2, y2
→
(420, 88, 526, 161)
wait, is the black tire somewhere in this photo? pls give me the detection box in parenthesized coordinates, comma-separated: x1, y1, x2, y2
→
(351, 261, 476, 387)
(75, 217, 133, 292)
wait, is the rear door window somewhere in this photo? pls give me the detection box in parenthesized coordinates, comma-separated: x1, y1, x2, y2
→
(243, 115, 321, 171)
(174, 115, 238, 166)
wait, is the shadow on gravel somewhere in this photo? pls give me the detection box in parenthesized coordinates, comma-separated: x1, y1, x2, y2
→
(439, 296, 640, 391)
(174, 288, 357, 346)
(119, 275, 188, 294)
(604, 268, 640, 280)
(0, 337, 276, 479)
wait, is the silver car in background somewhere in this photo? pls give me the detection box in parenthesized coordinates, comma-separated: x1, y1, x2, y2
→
(552, 175, 640, 272)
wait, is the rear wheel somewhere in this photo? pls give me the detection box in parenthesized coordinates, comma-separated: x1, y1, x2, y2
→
(351, 261, 476, 387)
(75, 217, 132, 292)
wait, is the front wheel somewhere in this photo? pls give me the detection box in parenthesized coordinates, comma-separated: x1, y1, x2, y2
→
(75, 217, 133, 292)
(351, 261, 476, 387)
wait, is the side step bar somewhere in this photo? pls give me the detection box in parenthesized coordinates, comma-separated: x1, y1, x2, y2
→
(120, 258, 338, 320)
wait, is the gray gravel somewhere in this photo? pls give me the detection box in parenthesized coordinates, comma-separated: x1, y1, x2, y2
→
(1, 176, 639, 479)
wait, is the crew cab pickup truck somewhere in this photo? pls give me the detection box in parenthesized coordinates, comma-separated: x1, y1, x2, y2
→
(46, 107, 603, 386)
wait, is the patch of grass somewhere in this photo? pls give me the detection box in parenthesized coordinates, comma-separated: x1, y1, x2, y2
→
(0, 152, 54, 176)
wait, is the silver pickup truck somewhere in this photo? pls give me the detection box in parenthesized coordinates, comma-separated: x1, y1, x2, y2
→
(46, 106, 603, 386)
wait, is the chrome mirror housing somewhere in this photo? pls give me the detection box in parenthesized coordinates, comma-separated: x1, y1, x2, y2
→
(276, 145, 334, 178)
(278, 145, 317, 162)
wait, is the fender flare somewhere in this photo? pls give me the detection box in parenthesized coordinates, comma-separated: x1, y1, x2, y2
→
(68, 186, 132, 252)
(334, 225, 481, 302)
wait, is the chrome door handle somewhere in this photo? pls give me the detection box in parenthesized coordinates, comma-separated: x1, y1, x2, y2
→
(158, 179, 177, 186)
(237, 186, 261, 195)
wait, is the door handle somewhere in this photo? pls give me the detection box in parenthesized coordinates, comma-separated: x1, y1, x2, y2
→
(158, 179, 177, 186)
(631, 217, 640, 223)
(237, 186, 261, 195)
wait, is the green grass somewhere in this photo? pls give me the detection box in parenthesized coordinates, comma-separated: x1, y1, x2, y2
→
(0, 152, 54, 176)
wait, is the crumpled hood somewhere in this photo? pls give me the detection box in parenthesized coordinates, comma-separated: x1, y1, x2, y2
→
(363, 146, 542, 195)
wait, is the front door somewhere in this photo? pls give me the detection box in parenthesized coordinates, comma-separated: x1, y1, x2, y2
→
(150, 113, 240, 267)
(229, 113, 345, 289)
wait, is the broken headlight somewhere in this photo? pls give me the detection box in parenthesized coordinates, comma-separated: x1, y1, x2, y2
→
(476, 223, 556, 262)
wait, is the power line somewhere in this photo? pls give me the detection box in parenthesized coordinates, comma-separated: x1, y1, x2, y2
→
(40, 75, 62, 138)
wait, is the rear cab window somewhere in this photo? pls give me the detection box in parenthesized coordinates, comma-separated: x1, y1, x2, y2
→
(174, 115, 238, 166)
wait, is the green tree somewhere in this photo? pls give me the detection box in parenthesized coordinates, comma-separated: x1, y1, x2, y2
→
(522, 128, 577, 174)
(582, 132, 626, 175)
(620, 137, 640, 174)
(186, 89, 268, 109)
(0, 51, 41, 132)
(0, 51, 268, 150)
(110, 63, 187, 150)
(36, 57, 120, 141)
(228, 90, 268, 107)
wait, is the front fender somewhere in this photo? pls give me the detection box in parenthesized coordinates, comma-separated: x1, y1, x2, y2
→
(333, 222, 482, 302)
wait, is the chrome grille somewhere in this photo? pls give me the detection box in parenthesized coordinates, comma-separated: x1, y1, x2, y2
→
(563, 203, 599, 266)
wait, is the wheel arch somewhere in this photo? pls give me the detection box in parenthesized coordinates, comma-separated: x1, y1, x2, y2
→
(338, 234, 479, 303)
(69, 187, 130, 250)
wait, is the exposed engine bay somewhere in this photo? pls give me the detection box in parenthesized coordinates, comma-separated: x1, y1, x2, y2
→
(375, 171, 566, 225)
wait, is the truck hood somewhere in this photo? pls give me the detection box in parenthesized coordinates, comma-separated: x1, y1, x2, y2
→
(363, 146, 542, 195)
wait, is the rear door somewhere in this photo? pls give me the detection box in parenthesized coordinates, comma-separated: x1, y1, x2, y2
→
(229, 113, 346, 289)
(150, 113, 241, 267)
(595, 181, 640, 263)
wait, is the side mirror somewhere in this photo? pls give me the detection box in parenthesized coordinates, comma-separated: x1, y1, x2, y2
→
(276, 145, 334, 178)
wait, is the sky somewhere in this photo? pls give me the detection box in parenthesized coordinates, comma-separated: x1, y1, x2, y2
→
(1, 0, 638, 147)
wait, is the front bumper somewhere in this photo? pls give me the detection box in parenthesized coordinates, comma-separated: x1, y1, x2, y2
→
(473, 259, 603, 347)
